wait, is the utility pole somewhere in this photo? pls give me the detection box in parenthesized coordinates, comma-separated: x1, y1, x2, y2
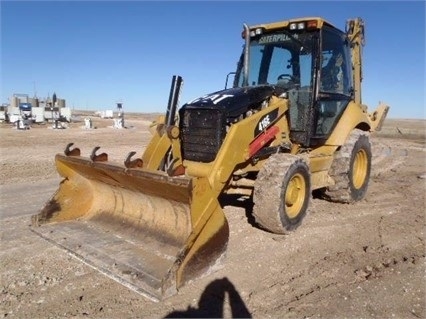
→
(33, 81, 37, 98)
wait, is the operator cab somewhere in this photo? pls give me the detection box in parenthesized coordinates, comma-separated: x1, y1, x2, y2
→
(234, 18, 353, 146)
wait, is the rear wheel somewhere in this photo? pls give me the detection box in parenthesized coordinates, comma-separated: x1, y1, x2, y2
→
(325, 129, 372, 203)
(253, 154, 311, 234)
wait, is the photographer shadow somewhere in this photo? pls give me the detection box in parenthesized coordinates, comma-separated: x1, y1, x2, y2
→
(164, 277, 252, 318)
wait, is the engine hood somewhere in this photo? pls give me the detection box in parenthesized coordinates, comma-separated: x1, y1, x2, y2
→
(181, 85, 275, 119)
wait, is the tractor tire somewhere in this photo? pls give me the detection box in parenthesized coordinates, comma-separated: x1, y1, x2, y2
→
(253, 154, 311, 234)
(325, 129, 372, 203)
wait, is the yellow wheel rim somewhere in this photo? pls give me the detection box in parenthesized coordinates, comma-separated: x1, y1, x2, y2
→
(285, 173, 306, 219)
(352, 149, 368, 189)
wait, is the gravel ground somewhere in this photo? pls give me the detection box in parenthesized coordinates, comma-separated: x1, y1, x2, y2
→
(0, 114, 425, 318)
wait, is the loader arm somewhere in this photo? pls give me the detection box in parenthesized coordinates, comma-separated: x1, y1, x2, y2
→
(142, 75, 184, 171)
(184, 95, 289, 195)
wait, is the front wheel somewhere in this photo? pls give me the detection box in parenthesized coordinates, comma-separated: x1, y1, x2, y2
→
(253, 154, 311, 234)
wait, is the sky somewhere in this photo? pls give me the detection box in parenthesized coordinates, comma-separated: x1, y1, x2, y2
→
(1, 1, 425, 119)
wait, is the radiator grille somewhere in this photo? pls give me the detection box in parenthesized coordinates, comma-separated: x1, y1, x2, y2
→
(180, 108, 226, 162)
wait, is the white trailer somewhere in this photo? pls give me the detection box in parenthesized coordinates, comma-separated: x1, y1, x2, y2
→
(31, 107, 45, 123)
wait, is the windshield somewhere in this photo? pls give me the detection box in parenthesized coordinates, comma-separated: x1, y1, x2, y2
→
(235, 30, 316, 90)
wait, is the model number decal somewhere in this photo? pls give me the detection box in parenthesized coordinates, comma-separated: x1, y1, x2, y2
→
(254, 109, 279, 136)
(258, 115, 271, 131)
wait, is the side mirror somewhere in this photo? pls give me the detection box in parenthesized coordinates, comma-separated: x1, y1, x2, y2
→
(225, 72, 236, 89)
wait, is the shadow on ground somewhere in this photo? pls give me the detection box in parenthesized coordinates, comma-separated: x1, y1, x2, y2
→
(164, 277, 251, 318)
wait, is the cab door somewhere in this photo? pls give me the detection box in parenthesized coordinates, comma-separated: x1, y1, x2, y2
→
(311, 26, 353, 142)
(288, 37, 317, 146)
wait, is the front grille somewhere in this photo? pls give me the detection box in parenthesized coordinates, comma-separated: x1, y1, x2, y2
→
(180, 108, 227, 162)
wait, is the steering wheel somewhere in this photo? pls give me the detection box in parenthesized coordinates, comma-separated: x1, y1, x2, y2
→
(277, 74, 295, 83)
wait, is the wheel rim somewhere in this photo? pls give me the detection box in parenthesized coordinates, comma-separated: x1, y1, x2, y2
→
(285, 173, 306, 219)
(352, 149, 368, 189)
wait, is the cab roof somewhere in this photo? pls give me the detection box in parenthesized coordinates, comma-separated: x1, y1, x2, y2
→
(249, 17, 339, 31)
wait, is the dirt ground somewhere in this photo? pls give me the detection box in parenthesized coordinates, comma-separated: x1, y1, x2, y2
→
(0, 112, 425, 319)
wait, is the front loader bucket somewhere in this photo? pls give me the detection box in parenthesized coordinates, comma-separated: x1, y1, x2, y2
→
(31, 154, 229, 301)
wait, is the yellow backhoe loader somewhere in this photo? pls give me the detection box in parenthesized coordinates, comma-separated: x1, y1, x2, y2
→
(31, 17, 389, 301)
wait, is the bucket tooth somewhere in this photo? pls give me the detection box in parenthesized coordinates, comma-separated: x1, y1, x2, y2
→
(64, 143, 80, 156)
(125, 151, 143, 168)
(90, 146, 108, 162)
(168, 164, 186, 176)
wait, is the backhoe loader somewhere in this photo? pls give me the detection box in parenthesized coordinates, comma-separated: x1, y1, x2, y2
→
(31, 17, 389, 301)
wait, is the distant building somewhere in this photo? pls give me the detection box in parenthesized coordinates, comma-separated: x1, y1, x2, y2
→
(3, 93, 71, 124)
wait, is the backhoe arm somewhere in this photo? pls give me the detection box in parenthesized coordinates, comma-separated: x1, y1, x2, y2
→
(346, 18, 365, 105)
